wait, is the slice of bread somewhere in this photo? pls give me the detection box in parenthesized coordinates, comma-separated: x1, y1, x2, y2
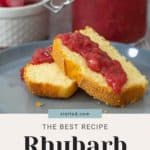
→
(23, 46, 77, 99)
(52, 26, 148, 106)
(23, 63, 77, 98)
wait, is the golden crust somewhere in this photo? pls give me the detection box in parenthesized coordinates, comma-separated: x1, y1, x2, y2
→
(23, 64, 77, 99)
(52, 38, 147, 106)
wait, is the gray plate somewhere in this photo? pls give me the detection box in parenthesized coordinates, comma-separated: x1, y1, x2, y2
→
(0, 40, 150, 113)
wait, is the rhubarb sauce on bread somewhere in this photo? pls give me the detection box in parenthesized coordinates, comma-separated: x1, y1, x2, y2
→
(58, 32, 127, 93)
(52, 26, 148, 106)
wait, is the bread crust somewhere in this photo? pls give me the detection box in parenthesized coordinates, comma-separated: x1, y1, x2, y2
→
(23, 64, 77, 98)
(52, 38, 146, 106)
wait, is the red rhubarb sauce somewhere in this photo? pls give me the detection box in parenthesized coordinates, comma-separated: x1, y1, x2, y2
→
(72, 0, 147, 43)
(0, 0, 37, 7)
(30, 47, 53, 65)
(20, 46, 53, 80)
(58, 32, 127, 93)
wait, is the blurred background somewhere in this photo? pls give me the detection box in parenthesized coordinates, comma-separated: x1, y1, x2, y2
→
(0, 0, 150, 50)
(50, 0, 150, 50)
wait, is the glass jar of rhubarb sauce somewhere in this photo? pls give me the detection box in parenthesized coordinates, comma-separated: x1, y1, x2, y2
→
(72, 0, 148, 43)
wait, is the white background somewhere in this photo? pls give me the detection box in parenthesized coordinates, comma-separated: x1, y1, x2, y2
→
(0, 114, 149, 149)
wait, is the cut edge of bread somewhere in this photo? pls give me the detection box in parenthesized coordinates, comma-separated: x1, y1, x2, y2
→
(23, 63, 77, 98)
(52, 26, 148, 106)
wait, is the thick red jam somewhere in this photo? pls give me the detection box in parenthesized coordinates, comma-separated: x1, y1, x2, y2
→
(58, 32, 127, 93)
(20, 67, 25, 81)
(73, 0, 147, 43)
(30, 47, 54, 65)
(0, 0, 36, 7)
(20, 47, 53, 80)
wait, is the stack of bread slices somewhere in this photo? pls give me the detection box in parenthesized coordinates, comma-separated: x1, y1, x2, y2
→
(23, 26, 148, 107)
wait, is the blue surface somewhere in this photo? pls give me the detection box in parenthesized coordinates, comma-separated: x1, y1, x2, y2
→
(0, 40, 150, 113)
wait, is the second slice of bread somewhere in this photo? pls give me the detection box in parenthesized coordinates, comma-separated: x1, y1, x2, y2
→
(23, 63, 77, 98)
(52, 26, 148, 106)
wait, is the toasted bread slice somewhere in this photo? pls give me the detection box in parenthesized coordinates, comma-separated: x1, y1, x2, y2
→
(23, 62, 77, 98)
(52, 26, 148, 106)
